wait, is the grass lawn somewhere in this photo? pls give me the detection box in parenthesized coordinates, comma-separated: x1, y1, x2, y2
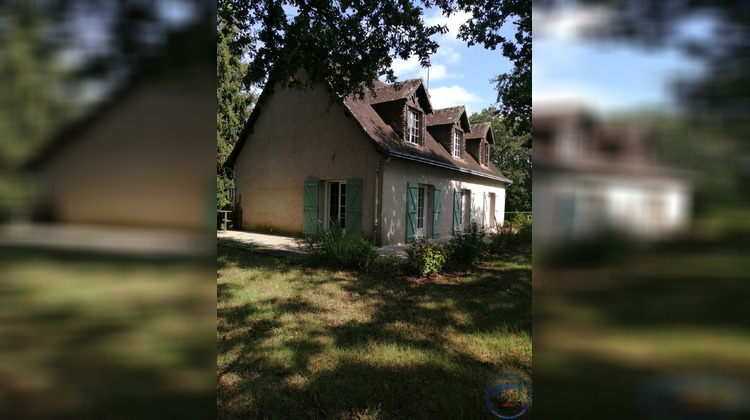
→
(533, 238, 750, 418)
(217, 239, 532, 419)
(0, 247, 216, 419)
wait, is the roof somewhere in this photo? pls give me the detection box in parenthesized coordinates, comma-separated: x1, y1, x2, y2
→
(425, 106, 470, 133)
(227, 77, 510, 184)
(465, 122, 495, 144)
(369, 78, 433, 113)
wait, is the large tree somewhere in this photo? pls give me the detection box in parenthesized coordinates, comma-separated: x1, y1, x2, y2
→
(219, 0, 530, 134)
(470, 106, 531, 212)
(217, 5, 256, 210)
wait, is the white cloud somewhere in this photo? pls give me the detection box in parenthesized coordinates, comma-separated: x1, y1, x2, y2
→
(533, 6, 612, 40)
(435, 45, 461, 65)
(389, 55, 421, 79)
(428, 85, 485, 115)
(425, 10, 472, 42)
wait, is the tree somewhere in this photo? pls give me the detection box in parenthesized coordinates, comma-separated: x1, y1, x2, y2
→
(219, 0, 530, 131)
(435, 0, 531, 136)
(538, 0, 750, 126)
(217, 4, 256, 210)
(470, 106, 531, 212)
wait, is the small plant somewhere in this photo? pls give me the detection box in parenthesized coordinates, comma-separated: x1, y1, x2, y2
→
(490, 216, 532, 253)
(447, 222, 487, 266)
(298, 221, 377, 270)
(406, 238, 447, 276)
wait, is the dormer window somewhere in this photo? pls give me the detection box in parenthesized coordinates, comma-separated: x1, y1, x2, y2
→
(453, 130, 463, 158)
(407, 107, 423, 145)
(483, 142, 490, 166)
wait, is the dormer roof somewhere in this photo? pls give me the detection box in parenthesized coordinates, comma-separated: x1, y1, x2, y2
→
(370, 78, 433, 114)
(425, 106, 470, 132)
(466, 122, 494, 144)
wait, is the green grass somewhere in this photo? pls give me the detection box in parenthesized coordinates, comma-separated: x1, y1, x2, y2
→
(0, 247, 216, 419)
(533, 237, 750, 419)
(217, 238, 532, 419)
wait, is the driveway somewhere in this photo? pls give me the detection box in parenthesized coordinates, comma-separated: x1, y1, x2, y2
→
(217, 230, 412, 259)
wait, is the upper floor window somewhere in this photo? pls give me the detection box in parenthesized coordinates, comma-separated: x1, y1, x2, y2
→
(483, 142, 490, 166)
(453, 130, 463, 158)
(407, 107, 422, 145)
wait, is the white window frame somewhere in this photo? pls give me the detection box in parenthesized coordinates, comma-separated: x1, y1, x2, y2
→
(453, 130, 462, 158)
(407, 107, 422, 145)
(416, 185, 428, 238)
(325, 180, 347, 231)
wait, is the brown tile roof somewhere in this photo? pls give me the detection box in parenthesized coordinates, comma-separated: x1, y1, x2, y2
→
(425, 106, 471, 132)
(369, 78, 433, 113)
(343, 82, 510, 184)
(466, 122, 495, 144)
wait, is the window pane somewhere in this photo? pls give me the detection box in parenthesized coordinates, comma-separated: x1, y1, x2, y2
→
(340, 184, 346, 229)
(417, 187, 424, 229)
(329, 182, 339, 226)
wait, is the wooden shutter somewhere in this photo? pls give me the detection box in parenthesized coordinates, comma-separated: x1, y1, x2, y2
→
(303, 179, 319, 236)
(345, 178, 363, 237)
(453, 188, 461, 233)
(469, 192, 476, 226)
(406, 182, 418, 243)
(432, 186, 442, 238)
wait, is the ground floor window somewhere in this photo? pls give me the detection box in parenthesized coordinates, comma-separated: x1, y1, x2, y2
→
(326, 181, 346, 230)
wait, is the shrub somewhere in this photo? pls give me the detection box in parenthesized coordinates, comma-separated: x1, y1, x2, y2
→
(406, 238, 447, 277)
(490, 216, 532, 253)
(447, 222, 487, 266)
(298, 221, 377, 270)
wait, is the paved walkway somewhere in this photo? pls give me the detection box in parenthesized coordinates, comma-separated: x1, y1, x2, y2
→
(217, 229, 414, 258)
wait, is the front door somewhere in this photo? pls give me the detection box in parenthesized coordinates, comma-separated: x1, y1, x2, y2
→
(416, 186, 427, 238)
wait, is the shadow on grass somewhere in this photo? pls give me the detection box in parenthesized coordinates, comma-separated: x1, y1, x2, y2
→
(217, 249, 532, 419)
(0, 247, 216, 419)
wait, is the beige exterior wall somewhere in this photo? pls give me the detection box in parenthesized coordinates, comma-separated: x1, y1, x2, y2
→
(379, 158, 507, 246)
(234, 82, 383, 238)
(39, 70, 216, 232)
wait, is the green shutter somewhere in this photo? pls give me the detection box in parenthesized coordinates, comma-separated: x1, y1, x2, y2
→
(432, 186, 442, 238)
(345, 178, 363, 237)
(406, 182, 418, 243)
(453, 188, 461, 233)
(469, 193, 476, 226)
(303, 179, 319, 236)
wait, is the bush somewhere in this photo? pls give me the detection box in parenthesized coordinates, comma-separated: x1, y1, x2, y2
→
(298, 221, 377, 270)
(447, 222, 487, 266)
(406, 238, 447, 277)
(490, 216, 531, 253)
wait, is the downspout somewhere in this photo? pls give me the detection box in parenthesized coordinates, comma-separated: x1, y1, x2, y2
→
(373, 156, 391, 246)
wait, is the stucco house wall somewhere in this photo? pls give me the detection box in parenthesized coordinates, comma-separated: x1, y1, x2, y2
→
(233, 82, 382, 238)
(380, 159, 506, 246)
(33, 70, 216, 232)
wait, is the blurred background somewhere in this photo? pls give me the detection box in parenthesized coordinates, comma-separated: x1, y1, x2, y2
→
(533, 0, 750, 418)
(0, 1, 216, 418)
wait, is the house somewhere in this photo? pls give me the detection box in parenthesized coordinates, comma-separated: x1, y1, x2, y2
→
(533, 107, 691, 244)
(226, 76, 511, 246)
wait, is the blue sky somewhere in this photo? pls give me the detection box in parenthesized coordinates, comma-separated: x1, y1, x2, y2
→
(384, 7, 517, 116)
(533, 6, 710, 116)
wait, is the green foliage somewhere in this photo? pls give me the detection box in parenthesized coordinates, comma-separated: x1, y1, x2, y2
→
(217, 5, 256, 209)
(447, 222, 487, 266)
(470, 107, 531, 212)
(299, 221, 377, 270)
(406, 238, 447, 276)
(491, 214, 531, 253)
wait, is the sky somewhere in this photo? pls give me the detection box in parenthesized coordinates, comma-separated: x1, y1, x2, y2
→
(532, 5, 710, 116)
(383, 7, 517, 116)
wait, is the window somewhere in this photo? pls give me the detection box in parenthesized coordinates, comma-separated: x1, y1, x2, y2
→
(407, 107, 422, 145)
(326, 181, 346, 230)
(453, 130, 462, 158)
(417, 186, 426, 237)
(483, 142, 490, 166)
